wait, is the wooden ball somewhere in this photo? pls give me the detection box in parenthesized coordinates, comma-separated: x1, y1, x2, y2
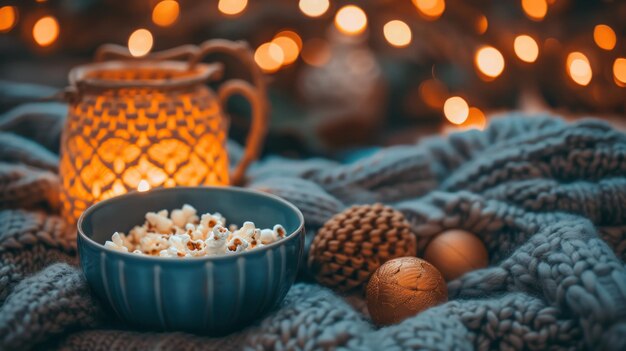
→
(366, 257, 447, 326)
(423, 229, 488, 281)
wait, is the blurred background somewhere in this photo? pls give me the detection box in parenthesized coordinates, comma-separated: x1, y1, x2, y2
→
(0, 0, 625, 158)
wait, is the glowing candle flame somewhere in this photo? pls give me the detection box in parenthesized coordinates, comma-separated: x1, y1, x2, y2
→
(128, 29, 153, 57)
(137, 180, 150, 192)
(443, 96, 469, 125)
(514, 35, 539, 63)
(218, 0, 248, 16)
(152, 0, 179, 27)
(334, 5, 367, 36)
(33, 16, 59, 47)
(384, 20, 412, 48)
(566, 52, 592, 86)
(593, 24, 616, 51)
(0, 6, 17, 33)
(299, 0, 329, 17)
(475, 46, 505, 79)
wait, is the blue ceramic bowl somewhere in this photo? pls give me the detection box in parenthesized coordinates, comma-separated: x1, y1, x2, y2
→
(78, 186, 305, 335)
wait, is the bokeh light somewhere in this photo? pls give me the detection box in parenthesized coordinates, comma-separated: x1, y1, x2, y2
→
(566, 52, 592, 86)
(272, 31, 302, 65)
(383, 20, 412, 48)
(33, 16, 59, 47)
(521, 0, 547, 21)
(443, 96, 469, 125)
(0, 6, 17, 33)
(476, 15, 488, 35)
(593, 24, 616, 51)
(334, 5, 367, 36)
(218, 0, 248, 16)
(413, 0, 446, 20)
(612, 58, 626, 87)
(301, 38, 331, 67)
(475, 46, 505, 79)
(254, 42, 284, 73)
(128, 29, 153, 57)
(419, 79, 448, 109)
(152, 0, 179, 27)
(299, 0, 329, 18)
(514, 35, 539, 63)
(461, 107, 487, 130)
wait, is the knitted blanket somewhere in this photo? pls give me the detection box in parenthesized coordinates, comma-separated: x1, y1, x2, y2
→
(1, 106, 625, 351)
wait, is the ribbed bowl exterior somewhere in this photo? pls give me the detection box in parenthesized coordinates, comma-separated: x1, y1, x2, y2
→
(78, 187, 304, 335)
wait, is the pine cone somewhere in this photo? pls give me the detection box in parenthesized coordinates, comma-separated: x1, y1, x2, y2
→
(308, 203, 417, 292)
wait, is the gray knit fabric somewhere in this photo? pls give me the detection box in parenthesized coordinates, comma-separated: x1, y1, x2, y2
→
(0, 108, 625, 351)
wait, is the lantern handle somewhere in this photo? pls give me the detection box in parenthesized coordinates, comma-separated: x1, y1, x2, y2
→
(189, 40, 268, 186)
(93, 43, 201, 62)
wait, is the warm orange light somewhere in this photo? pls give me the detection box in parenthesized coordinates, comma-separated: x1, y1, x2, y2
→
(613, 58, 626, 87)
(137, 179, 150, 192)
(334, 5, 367, 36)
(276, 30, 302, 51)
(272, 31, 302, 65)
(299, 0, 329, 18)
(61, 60, 235, 224)
(443, 96, 469, 125)
(419, 79, 448, 109)
(475, 46, 505, 79)
(461, 107, 487, 130)
(593, 24, 616, 51)
(514, 35, 539, 63)
(33, 16, 59, 47)
(383, 20, 412, 48)
(566, 52, 592, 86)
(413, 0, 445, 20)
(0, 6, 17, 33)
(521, 0, 547, 21)
(128, 29, 153, 57)
(218, 0, 248, 16)
(301, 38, 331, 67)
(254, 42, 284, 73)
(152, 0, 179, 27)
(476, 15, 488, 35)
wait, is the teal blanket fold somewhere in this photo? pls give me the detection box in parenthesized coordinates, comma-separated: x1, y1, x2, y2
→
(1, 107, 625, 350)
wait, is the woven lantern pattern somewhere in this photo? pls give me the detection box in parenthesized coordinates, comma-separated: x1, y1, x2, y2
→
(60, 73, 228, 224)
(308, 203, 417, 292)
(60, 40, 269, 226)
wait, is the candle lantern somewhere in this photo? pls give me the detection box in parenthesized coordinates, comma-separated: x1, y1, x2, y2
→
(60, 40, 267, 225)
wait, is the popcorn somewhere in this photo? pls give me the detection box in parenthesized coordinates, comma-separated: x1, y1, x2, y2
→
(274, 224, 286, 238)
(106, 204, 287, 258)
(171, 204, 199, 228)
(200, 212, 225, 229)
(146, 210, 173, 233)
(235, 221, 256, 241)
(205, 225, 229, 255)
(226, 235, 249, 253)
(138, 233, 169, 255)
(260, 229, 277, 245)
(104, 232, 129, 252)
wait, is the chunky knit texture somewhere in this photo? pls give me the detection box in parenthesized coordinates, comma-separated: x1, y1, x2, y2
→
(0, 107, 625, 350)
